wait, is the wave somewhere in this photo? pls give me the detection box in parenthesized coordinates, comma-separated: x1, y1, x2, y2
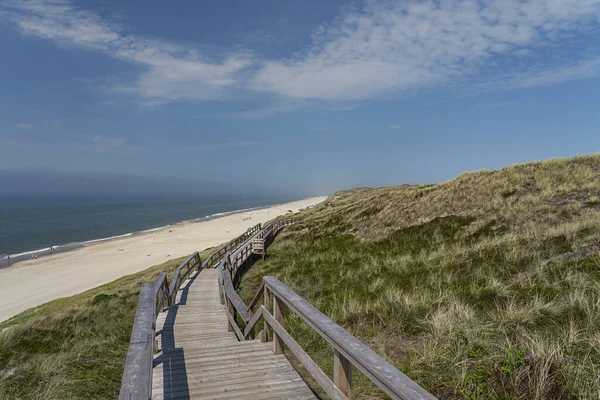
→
(81, 233, 133, 244)
(140, 226, 169, 233)
(2, 246, 57, 259)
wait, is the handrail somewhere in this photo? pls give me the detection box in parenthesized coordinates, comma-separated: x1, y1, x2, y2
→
(167, 252, 201, 305)
(119, 273, 165, 400)
(237, 273, 435, 399)
(154, 272, 169, 316)
(261, 277, 435, 400)
(222, 267, 250, 322)
(217, 218, 299, 319)
(201, 223, 262, 270)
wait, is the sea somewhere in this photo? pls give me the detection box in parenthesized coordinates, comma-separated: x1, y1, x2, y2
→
(0, 193, 296, 264)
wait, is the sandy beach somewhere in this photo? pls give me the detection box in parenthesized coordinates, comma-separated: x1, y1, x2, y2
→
(0, 196, 326, 322)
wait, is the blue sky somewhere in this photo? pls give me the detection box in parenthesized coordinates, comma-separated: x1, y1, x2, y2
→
(1, 0, 600, 196)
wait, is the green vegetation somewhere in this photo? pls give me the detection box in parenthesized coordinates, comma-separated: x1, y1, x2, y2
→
(239, 155, 600, 399)
(0, 248, 215, 400)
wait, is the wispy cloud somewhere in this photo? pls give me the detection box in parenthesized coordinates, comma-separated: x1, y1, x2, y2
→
(2, 0, 252, 104)
(153, 139, 260, 151)
(253, 0, 600, 100)
(15, 123, 33, 129)
(388, 124, 401, 130)
(3, 0, 600, 108)
(199, 100, 360, 119)
(507, 56, 600, 88)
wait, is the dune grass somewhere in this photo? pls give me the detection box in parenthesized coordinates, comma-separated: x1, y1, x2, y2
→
(238, 155, 600, 399)
(0, 247, 215, 400)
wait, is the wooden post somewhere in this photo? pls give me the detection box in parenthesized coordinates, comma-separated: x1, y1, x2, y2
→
(247, 308, 256, 340)
(263, 287, 270, 343)
(334, 349, 352, 397)
(227, 297, 234, 332)
(157, 286, 164, 311)
(273, 295, 284, 354)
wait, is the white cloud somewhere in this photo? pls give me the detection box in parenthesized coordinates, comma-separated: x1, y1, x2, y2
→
(3, 0, 600, 107)
(388, 124, 401, 130)
(3, 0, 252, 103)
(200, 100, 359, 119)
(252, 0, 600, 100)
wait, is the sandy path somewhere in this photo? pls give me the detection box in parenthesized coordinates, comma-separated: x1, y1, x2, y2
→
(0, 197, 326, 322)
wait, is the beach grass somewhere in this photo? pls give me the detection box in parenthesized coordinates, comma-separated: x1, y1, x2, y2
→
(238, 154, 600, 399)
(0, 247, 215, 400)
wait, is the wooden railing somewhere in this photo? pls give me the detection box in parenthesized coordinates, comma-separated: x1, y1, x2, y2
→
(217, 218, 297, 325)
(228, 276, 435, 400)
(119, 223, 262, 400)
(216, 217, 435, 399)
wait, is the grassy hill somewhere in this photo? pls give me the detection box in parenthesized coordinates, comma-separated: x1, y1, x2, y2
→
(239, 155, 600, 399)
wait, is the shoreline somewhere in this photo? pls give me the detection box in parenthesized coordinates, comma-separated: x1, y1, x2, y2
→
(0, 203, 279, 269)
(0, 196, 326, 322)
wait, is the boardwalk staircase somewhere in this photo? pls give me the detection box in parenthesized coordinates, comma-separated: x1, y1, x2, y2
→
(120, 218, 435, 399)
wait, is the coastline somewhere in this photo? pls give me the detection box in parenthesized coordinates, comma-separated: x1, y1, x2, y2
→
(0, 196, 326, 322)
(0, 203, 284, 269)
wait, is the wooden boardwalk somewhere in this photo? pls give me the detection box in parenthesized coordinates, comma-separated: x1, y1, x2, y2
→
(152, 268, 317, 399)
(121, 219, 435, 400)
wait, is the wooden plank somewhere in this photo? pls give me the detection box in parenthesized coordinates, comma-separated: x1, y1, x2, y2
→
(153, 357, 290, 379)
(154, 376, 309, 399)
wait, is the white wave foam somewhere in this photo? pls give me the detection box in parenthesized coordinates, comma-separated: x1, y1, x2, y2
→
(140, 226, 169, 233)
(8, 247, 52, 258)
(82, 233, 133, 244)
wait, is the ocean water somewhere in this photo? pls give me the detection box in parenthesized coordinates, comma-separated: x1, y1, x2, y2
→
(0, 194, 295, 258)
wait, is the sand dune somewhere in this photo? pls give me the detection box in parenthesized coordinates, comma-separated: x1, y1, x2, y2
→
(0, 197, 326, 322)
